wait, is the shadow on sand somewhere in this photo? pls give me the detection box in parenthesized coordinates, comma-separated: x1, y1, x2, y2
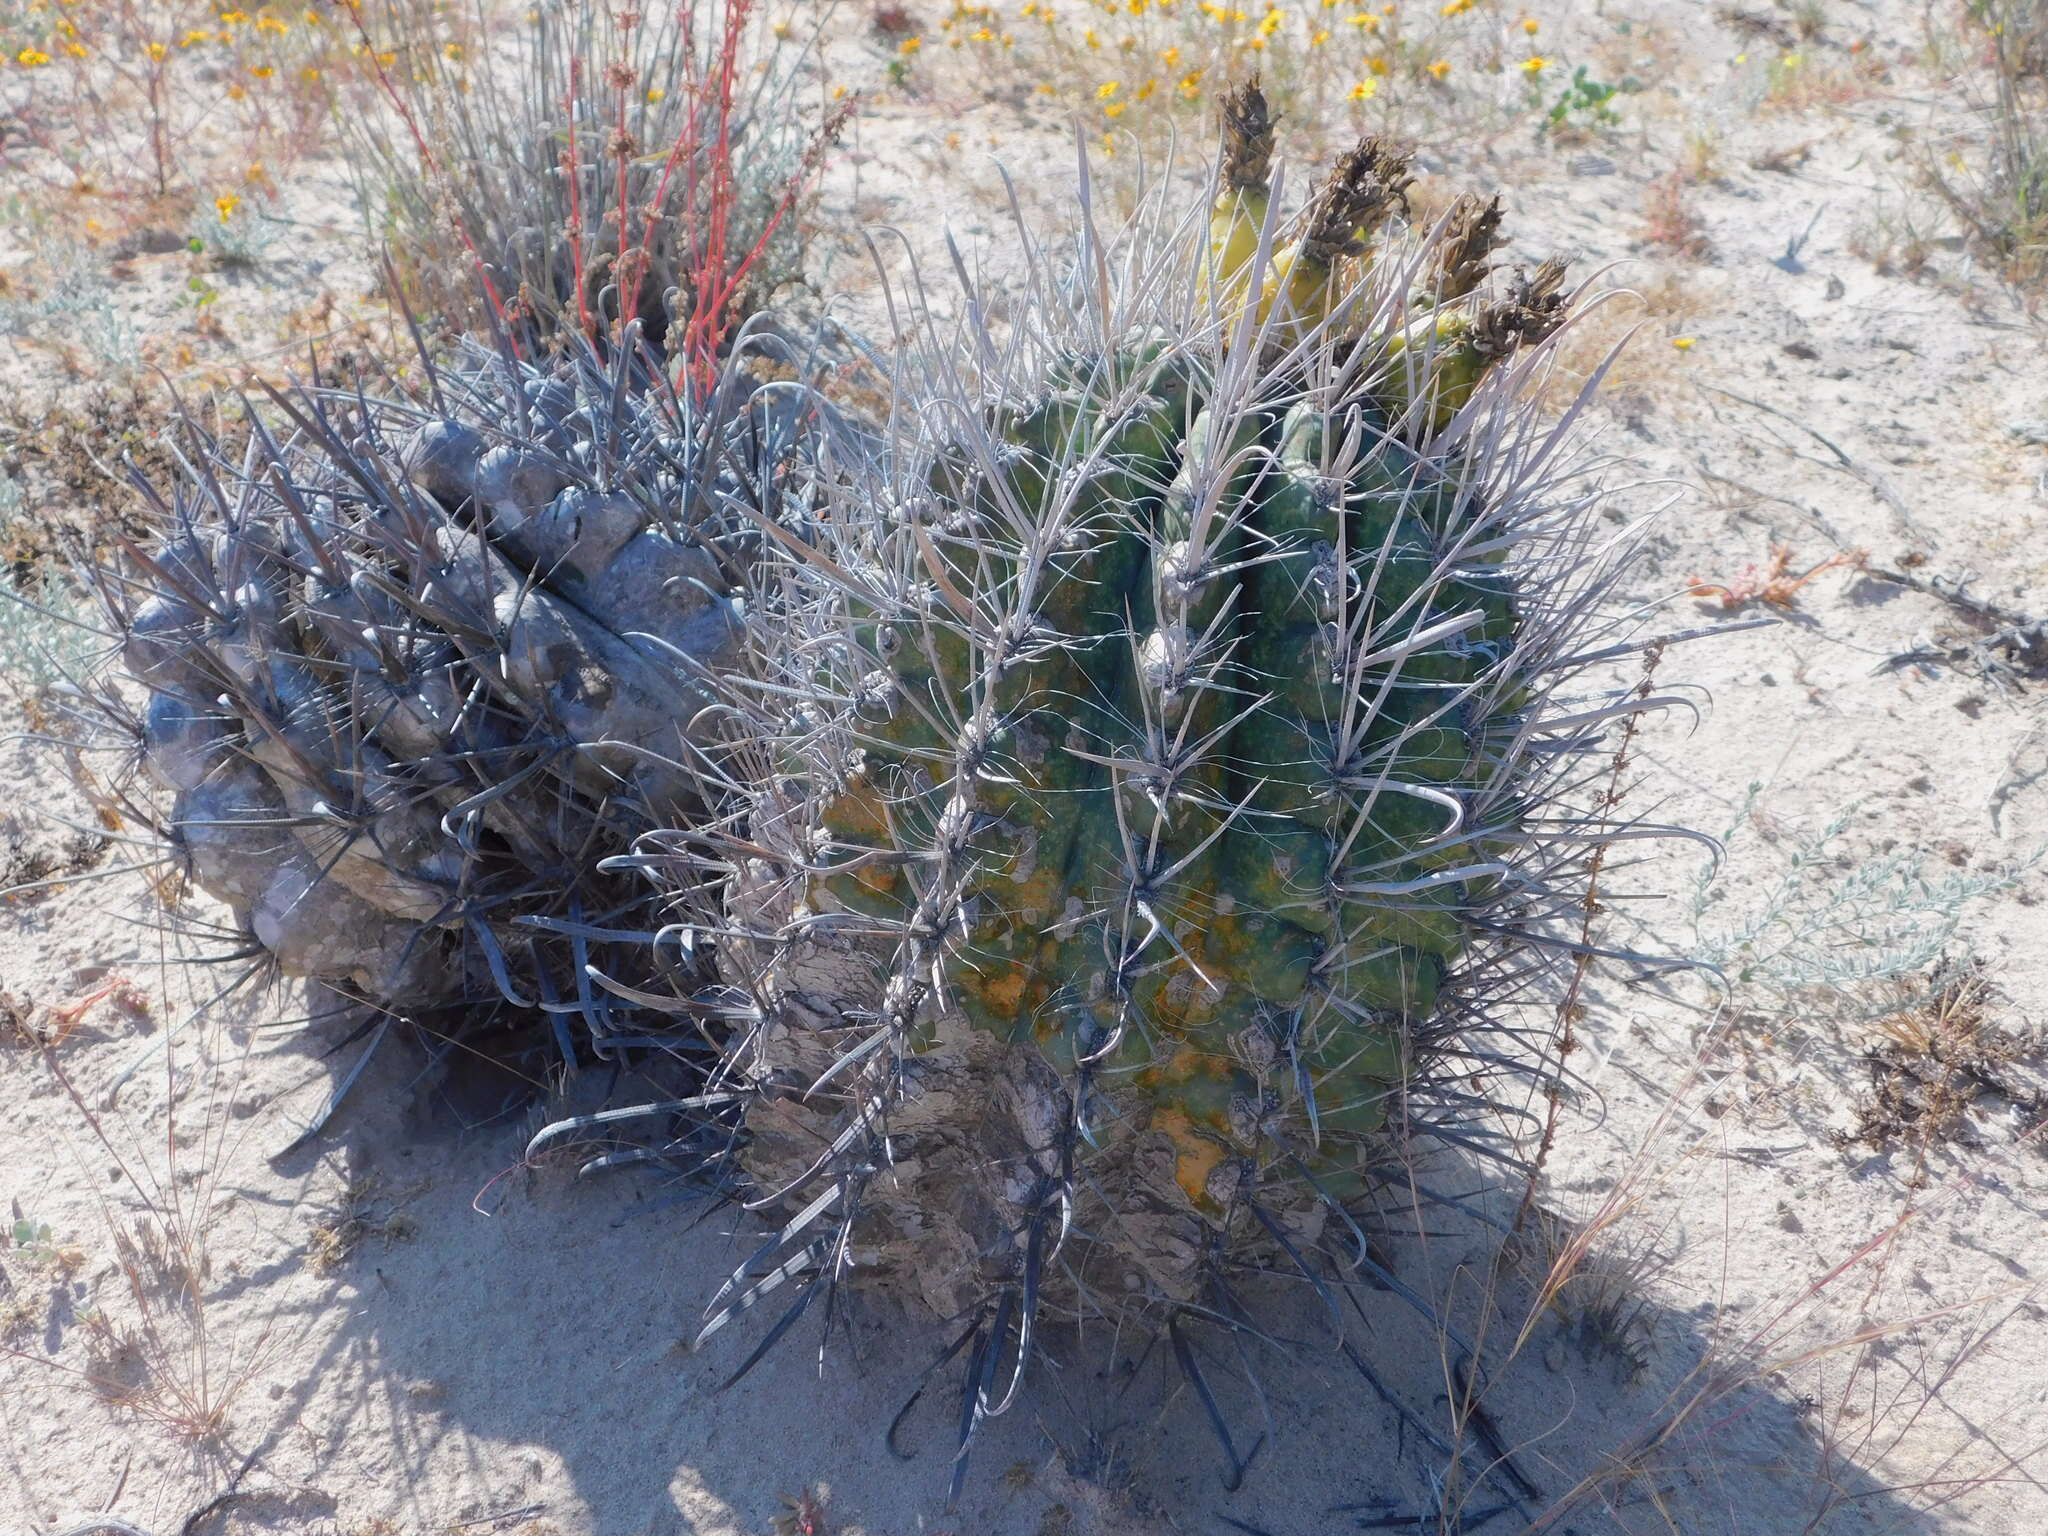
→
(246, 1014, 1949, 1536)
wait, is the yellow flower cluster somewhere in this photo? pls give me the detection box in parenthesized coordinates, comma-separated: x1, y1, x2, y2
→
(889, 0, 1597, 147)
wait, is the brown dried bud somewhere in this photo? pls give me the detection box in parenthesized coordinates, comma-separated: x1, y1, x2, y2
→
(1298, 135, 1414, 270)
(1469, 258, 1573, 358)
(1218, 75, 1276, 194)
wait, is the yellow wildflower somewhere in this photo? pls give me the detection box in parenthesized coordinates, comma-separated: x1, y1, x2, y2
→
(1671, 336, 1695, 350)
(250, 63, 274, 78)
(16, 47, 51, 66)
(215, 193, 241, 222)
(1105, 100, 1125, 115)
(901, 34, 922, 51)
(1097, 78, 1120, 96)
(1520, 55, 1546, 73)
(1522, 15, 1539, 32)
(1347, 79, 1377, 100)
(146, 40, 167, 60)
(1426, 58, 1450, 78)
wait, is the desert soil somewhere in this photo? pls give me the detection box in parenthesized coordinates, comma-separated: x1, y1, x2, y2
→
(5, 1, 2048, 1533)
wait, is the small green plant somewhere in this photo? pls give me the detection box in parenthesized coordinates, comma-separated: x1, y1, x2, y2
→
(8, 1216, 80, 1272)
(186, 199, 277, 272)
(0, 569, 97, 700)
(1678, 784, 2043, 1013)
(12, 1218, 59, 1266)
(1542, 66, 1626, 136)
(176, 274, 220, 310)
(0, 250, 137, 378)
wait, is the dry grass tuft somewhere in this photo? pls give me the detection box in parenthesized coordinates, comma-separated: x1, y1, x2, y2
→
(1640, 169, 1712, 259)
(1923, 0, 2048, 292)
(307, 1179, 421, 1275)
(1839, 957, 2044, 1177)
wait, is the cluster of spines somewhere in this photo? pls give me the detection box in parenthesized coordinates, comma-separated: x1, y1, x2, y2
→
(534, 90, 1676, 1489)
(775, 148, 1571, 1222)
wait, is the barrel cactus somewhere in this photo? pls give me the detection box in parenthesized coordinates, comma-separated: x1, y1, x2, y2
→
(647, 90, 1666, 1447)
(83, 333, 779, 1045)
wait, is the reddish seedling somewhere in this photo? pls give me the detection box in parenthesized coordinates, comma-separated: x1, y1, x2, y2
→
(43, 973, 146, 1045)
(1686, 542, 1867, 610)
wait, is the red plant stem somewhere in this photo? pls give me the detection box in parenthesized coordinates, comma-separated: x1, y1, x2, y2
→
(564, 55, 593, 342)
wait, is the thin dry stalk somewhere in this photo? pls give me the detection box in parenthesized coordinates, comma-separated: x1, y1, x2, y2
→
(3, 995, 301, 1447)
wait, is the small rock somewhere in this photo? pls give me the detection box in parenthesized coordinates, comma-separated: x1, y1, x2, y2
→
(2005, 419, 2048, 447)
(1569, 154, 1616, 177)
(112, 227, 188, 260)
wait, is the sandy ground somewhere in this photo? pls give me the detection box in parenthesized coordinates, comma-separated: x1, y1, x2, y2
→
(5, 1, 2048, 1532)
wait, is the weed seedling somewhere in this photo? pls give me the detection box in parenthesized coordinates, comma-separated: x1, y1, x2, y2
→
(1542, 66, 1627, 137)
